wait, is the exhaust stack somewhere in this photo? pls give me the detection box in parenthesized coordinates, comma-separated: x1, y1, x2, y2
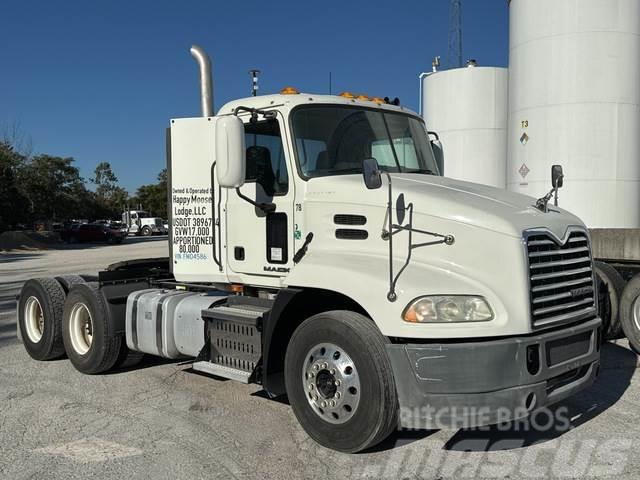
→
(190, 45, 214, 117)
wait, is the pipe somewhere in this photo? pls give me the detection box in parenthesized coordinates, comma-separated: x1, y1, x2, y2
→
(418, 72, 431, 117)
(190, 45, 214, 117)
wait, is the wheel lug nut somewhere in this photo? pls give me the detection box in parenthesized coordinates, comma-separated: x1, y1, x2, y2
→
(322, 362, 328, 369)
(330, 400, 335, 407)
(308, 384, 314, 390)
(329, 368, 335, 375)
(313, 364, 319, 370)
(335, 392, 341, 399)
(335, 380, 341, 386)
(321, 401, 327, 407)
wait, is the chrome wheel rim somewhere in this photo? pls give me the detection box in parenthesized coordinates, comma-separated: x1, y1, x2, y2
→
(24, 296, 44, 343)
(69, 302, 93, 355)
(302, 342, 361, 425)
(633, 295, 640, 333)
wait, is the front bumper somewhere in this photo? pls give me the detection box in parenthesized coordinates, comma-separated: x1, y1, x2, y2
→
(387, 317, 601, 429)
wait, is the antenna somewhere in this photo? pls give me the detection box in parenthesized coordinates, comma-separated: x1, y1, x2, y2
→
(447, 0, 463, 69)
(249, 69, 260, 96)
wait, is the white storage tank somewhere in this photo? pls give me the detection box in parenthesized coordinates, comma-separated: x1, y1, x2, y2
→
(507, 0, 640, 228)
(421, 64, 509, 188)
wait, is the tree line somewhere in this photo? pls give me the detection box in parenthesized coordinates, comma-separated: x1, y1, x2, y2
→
(0, 138, 167, 232)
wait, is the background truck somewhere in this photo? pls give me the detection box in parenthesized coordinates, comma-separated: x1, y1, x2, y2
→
(122, 209, 167, 236)
(16, 45, 601, 453)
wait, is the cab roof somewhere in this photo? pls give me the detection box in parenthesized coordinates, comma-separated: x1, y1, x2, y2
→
(217, 93, 419, 118)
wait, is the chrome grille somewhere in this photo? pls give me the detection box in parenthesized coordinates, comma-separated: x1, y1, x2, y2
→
(526, 229, 596, 329)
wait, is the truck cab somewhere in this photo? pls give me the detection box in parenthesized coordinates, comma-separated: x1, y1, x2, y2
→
(122, 210, 167, 236)
(167, 64, 600, 439)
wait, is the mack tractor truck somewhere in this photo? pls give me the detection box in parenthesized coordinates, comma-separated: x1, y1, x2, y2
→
(16, 46, 601, 453)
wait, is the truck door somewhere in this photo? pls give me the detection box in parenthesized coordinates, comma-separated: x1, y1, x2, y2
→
(225, 116, 294, 279)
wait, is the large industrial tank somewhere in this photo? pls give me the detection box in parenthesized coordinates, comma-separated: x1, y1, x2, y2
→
(507, 0, 640, 228)
(421, 64, 508, 188)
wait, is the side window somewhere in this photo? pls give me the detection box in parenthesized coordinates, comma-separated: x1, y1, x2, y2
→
(244, 120, 288, 196)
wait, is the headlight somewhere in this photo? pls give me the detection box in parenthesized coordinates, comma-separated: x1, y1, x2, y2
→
(403, 296, 494, 323)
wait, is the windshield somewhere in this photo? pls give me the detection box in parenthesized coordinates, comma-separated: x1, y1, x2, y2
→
(292, 106, 439, 178)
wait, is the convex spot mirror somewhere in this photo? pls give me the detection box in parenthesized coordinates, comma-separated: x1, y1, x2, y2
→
(216, 116, 246, 188)
(431, 138, 444, 175)
(362, 158, 382, 190)
(551, 164, 564, 189)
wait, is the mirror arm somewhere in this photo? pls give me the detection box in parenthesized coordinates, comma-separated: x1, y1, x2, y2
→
(233, 106, 277, 123)
(235, 187, 276, 213)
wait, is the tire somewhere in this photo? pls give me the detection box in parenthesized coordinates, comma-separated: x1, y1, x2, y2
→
(284, 311, 398, 453)
(55, 275, 86, 294)
(619, 274, 640, 354)
(113, 344, 145, 370)
(17, 278, 66, 360)
(62, 283, 122, 374)
(594, 261, 626, 340)
(141, 226, 152, 237)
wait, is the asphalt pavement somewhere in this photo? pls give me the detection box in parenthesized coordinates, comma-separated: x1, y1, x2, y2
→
(1, 237, 640, 479)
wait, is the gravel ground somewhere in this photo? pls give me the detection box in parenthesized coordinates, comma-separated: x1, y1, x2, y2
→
(1, 238, 640, 479)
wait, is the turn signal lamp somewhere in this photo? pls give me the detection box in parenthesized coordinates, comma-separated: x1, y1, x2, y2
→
(280, 86, 300, 95)
(339, 91, 355, 99)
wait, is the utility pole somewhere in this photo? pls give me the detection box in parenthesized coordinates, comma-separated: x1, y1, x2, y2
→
(447, 0, 463, 69)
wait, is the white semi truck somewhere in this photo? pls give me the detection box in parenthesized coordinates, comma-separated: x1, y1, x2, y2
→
(122, 209, 167, 236)
(16, 46, 601, 453)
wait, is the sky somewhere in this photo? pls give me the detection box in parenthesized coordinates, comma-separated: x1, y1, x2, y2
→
(0, 0, 509, 193)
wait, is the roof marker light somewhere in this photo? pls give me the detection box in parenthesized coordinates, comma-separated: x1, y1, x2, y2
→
(339, 91, 355, 99)
(280, 86, 300, 95)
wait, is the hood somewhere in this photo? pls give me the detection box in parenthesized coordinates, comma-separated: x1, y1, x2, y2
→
(304, 173, 585, 239)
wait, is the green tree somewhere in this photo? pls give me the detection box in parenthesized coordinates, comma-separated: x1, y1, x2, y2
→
(18, 154, 88, 221)
(91, 162, 128, 218)
(0, 141, 29, 230)
(133, 169, 167, 218)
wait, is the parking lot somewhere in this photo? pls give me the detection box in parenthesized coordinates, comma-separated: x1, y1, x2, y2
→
(1, 239, 640, 479)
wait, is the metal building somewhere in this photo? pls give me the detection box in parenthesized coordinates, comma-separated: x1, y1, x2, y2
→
(421, 64, 509, 188)
(507, 0, 640, 228)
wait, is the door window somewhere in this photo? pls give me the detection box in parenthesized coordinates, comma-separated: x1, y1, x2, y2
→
(244, 120, 288, 196)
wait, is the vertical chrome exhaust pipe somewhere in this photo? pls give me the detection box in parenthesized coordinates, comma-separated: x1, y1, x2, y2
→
(190, 45, 213, 117)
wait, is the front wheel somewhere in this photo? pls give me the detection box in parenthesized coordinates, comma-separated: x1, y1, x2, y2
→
(619, 274, 640, 354)
(141, 226, 152, 237)
(285, 311, 398, 453)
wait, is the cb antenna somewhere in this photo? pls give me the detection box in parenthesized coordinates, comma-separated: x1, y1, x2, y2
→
(249, 69, 260, 96)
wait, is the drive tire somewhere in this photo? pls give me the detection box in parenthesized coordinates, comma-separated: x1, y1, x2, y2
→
(55, 275, 86, 294)
(285, 310, 398, 453)
(619, 274, 640, 354)
(18, 278, 66, 360)
(113, 345, 145, 370)
(62, 283, 121, 374)
(141, 226, 152, 237)
(594, 261, 626, 340)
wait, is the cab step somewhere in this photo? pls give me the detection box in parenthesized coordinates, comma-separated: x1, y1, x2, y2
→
(192, 361, 252, 383)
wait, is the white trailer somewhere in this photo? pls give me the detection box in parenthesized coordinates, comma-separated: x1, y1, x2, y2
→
(16, 46, 601, 453)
